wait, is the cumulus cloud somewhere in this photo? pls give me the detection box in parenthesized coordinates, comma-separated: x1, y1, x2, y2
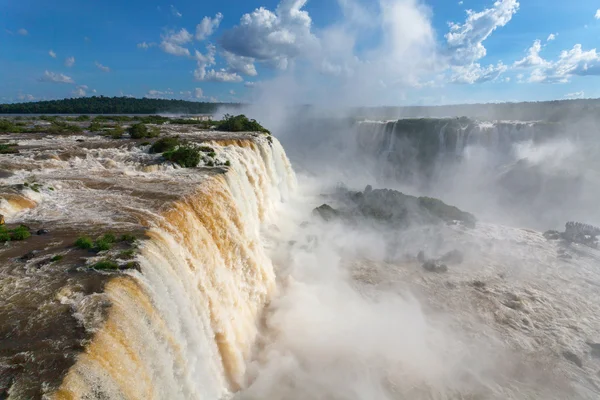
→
(160, 28, 193, 56)
(564, 91, 584, 99)
(445, 0, 519, 65)
(38, 70, 75, 84)
(245, 81, 256, 88)
(513, 40, 547, 68)
(595, 9, 600, 19)
(194, 88, 204, 98)
(220, 0, 319, 69)
(64, 56, 75, 67)
(450, 62, 507, 84)
(529, 44, 600, 83)
(95, 61, 110, 72)
(196, 12, 223, 41)
(193, 45, 217, 80)
(49, 50, 56, 58)
(223, 50, 258, 76)
(171, 5, 182, 17)
(204, 69, 243, 83)
(71, 85, 88, 97)
(17, 28, 28, 36)
(547, 33, 556, 41)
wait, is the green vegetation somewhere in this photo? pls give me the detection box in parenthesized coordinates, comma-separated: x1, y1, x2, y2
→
(118, 249, 136, 259)
(0, 143, 19, 154)
(91, 260, 119, 270)
(119, 233, 137, 243)
(0, 225, 32, 241)
(0, 96, 236, 114)
(88, 121, 106, 132)
(50, 254, 64, 262)
(150, 137, 180, 154)
(128, 123, 159, 139)
(74, 236, 94, 249)
(107, 125, 125, 139)
(163, 144, 202, 168)
(93, 233, 117, 252)
(94, 115, 135, 122)
(46, 121, 83, 135)
(217, 114, 270, 133)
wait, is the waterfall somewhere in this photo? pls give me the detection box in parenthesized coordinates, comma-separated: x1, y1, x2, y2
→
(53, 138, 296, 400)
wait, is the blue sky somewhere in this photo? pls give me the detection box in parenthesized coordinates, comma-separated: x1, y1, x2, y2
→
(1, 0, 599, 105)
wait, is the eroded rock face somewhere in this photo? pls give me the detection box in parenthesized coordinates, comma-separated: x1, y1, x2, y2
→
(312, 185, 476, 229)
(543, 221, 600, 248)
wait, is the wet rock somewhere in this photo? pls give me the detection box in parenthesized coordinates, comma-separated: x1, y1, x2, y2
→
(20, 250, 39, 261)
(119, 261, 141, 272)
(586, 342, 600, 358)
(0, 170, 13, 178)
(37, 229, 49, 235)
(422, 260, 448, 273)
(543, 230, 561, 240)
(417, 250, 426, 263)
(76, 139, 85, 142)
(439, 249, 464, 264)
(0, 214, 4, 225)
(472, 280, 486, 289)
(562, 351, 583, 368)
(313, 204, 340, 222)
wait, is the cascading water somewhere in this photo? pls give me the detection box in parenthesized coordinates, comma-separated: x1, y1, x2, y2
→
(16, 137, 297, 400)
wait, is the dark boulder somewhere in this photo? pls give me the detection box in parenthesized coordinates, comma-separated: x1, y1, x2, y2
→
(422, 260, 448, 273)
(313, 204, 340, 222)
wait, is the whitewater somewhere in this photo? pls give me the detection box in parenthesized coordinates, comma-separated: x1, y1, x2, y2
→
(2, 120, 600, 399)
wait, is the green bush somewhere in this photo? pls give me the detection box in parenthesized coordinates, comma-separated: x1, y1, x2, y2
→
(128, 123, 149, 139)
(75, 236, 94, 249)
(0, 119, 17, 133)
(150, 137, 180, 154)
(108, 126, 125, 139)
(119, 233, 137, 243)
(148, 126, 161, 138)
(75, 115, 90, 121)
(10, 225, 31, 240)
(0, 226, 10, 242)
(216, 114, 270, 134)
(139, 115, 170, 124)
(92, 260, 119, 270)
(47, 121, 83, 135)
(51, 254, 64, 262)
(198, 145, 214, 153)
(163, 144, 201, 168)
(0, 143, 19, 154)
(94, 233, 116, 251)
(118, 249, 136, 259)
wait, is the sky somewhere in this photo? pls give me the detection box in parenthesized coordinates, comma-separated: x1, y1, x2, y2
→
(1, 0, 599, 106)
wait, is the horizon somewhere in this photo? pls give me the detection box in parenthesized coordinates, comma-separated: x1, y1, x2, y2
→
(2, 0, 599, 106)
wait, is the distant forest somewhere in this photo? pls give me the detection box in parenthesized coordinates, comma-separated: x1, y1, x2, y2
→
(0, 96, 240, 115)
(355, 98, 600, 122)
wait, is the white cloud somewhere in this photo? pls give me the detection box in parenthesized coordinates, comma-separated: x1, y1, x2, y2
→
(65, 56, 75, 67)
(450, 62, 507, 84)
(203, 69, 243, 83)
(513, 40, 548, 68)
(194, 88, 204, 98)
(171, 5, 182, 17)
(547, 33, 556, 42)
(564, 91, 584, 99)
(38, 70, 75, 84)
(196, 12, 223, 41)
(180, 90, 192, 97)
(160, 28, 193, 57)
(17, 93, 35, 101)
(223, 50, 258, 76)
(458, 1, 463, 4)
(137, 42, 156, 49)
(229, 90, 236, 95)
(445, 0, 519, 65)
(95, 61, 110, 72)
(17, 28, 28, 36)
(528, 44, 600, 83)
(595, 9, 600, 19)
(71, 85, 88, 97)
(220, 1, 319, 69)
(49, 50, 56, 58)
(194, 45, 217, 80)
(244, 81, 256, 88)
(145, 89, 174, 99)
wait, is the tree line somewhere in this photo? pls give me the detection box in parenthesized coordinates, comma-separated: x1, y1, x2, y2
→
(0, 96, 241, 114)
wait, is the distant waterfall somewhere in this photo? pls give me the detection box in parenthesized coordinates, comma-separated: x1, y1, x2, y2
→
(53, 138, 296, 400)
